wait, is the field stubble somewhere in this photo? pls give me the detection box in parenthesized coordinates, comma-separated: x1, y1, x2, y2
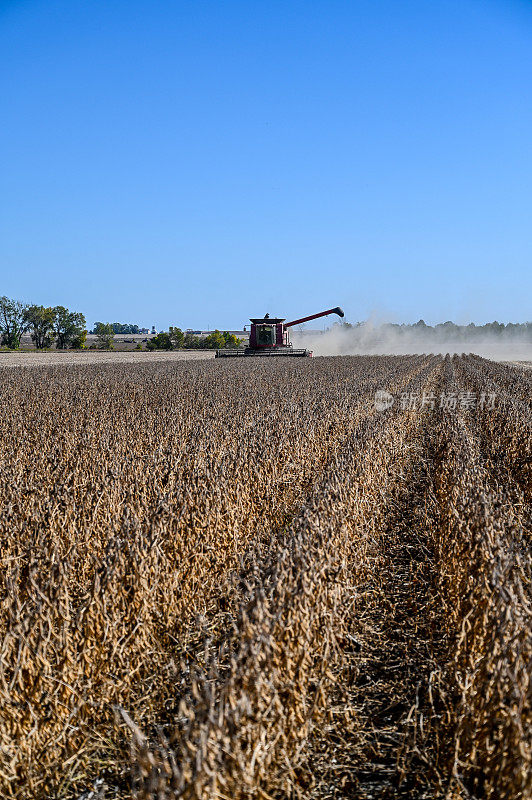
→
(0, 355, 529, 799)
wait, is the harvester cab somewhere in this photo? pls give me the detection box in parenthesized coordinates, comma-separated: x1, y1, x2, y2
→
(215, 306, 344, 358)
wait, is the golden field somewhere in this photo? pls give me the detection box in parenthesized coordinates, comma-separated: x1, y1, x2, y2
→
(0, 355, 530, 799)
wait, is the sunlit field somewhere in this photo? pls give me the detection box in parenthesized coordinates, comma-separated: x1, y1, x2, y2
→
(0, 355, 530, 799)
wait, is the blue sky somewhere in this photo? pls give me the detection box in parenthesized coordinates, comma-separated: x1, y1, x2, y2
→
(1, 0, 531, 330)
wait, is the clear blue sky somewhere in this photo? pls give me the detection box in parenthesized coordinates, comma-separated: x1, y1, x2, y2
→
(1, 0, 531, 331)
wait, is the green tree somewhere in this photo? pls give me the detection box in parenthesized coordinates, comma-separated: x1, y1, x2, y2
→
(0, 296, 29, 349)
(169, 326, 185, 349)
(203, 330, 226, 349)
(55, 307, 86, 349)
(111, 323, 140, 334)
(222, 331, 241, 348)
(146, 331, 172, 350)
(94, 322, 115, 350)
(184, 333, 200, 349)
(24, 305, 55, 349)
(70, 329, 87, 349)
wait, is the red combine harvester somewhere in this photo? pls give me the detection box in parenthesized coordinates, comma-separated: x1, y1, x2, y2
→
(215, 306, 344, 358)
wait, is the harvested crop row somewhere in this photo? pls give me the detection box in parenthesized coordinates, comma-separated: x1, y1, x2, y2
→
(129, 357, 445, 798)
(403, 356, 532, 800)
(281, 355, 531, 800)
(304, 356, 450, 799)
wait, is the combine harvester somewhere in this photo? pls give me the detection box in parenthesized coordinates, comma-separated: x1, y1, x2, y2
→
(215, 306, 344, 358)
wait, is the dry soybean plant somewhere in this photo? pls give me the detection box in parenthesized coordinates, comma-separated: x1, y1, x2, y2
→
(0, 355, 530, 799)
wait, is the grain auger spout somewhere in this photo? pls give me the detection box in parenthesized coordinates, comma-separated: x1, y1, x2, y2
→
(284, 307, 345, 329)
(215, 306, 345, 358)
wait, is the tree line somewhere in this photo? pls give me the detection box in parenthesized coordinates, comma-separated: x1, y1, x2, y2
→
(342, 319, 532, 340)
(91, 325, 243, 351)
(0, 297, 86, 350)
(146, 328, 242, 350)
(90, 323, 143, 334)
(0, 297, 243, 351)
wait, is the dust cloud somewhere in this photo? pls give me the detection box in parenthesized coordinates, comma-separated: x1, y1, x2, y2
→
(292, 322, 532, 361)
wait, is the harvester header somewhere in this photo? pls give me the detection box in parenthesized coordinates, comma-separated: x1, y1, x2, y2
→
(215, 305, 344, 358)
